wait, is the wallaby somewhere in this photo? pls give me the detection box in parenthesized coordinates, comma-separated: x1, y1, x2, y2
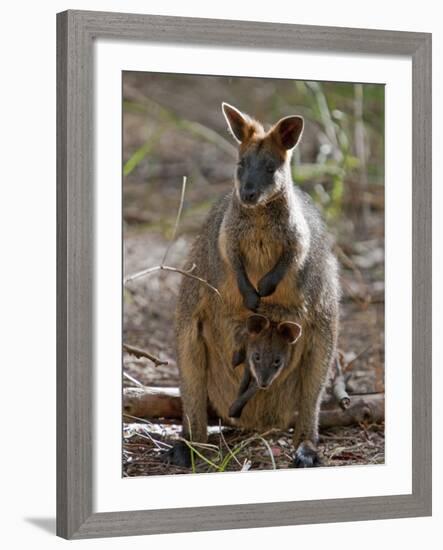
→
(168, 103, 340, 469)
(229, 314, 302, 419)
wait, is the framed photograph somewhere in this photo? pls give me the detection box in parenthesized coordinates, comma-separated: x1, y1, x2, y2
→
(57, 10, 432, 539)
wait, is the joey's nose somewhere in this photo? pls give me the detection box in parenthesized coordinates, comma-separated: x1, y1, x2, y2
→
(241, 188, 258, 204)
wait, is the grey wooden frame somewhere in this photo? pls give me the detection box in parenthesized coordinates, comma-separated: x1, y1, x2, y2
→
(57, 9, 432, 539)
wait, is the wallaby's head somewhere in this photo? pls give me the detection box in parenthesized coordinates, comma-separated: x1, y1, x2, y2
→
(244, 314, 302, 389)
(222, 103, 304, 208)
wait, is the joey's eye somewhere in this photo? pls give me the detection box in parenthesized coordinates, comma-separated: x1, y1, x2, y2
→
(253, 352, 260, 362)
(273, 357, 282, 368)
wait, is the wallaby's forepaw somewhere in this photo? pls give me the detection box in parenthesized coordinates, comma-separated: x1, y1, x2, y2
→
(257, 275, 277, 298)
(290, 442, 321, 468)
(228, 402, 242, 419)
(243, 290, 260, 312)
(162, 441, 191, 468)
(232, 348, 246, 367)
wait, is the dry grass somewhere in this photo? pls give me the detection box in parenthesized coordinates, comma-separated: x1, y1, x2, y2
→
(123, 420, 385, 477)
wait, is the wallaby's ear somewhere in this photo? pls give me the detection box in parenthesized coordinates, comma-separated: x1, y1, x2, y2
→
(222, 102, 252, 143)
(246, 314, 270, 335)
(272, 115, 304, 150)
(277, 321, 302, 345)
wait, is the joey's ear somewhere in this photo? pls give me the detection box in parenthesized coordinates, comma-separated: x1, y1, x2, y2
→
(271, 115, 304, 150)
(246, 314, 270, 335)
(222, 102, 252, 143)
(277, 321, 302, 345)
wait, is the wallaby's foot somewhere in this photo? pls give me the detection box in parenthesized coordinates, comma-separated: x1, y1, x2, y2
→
(290, 441, 321, 468)
(257, 274, 278, 297)
(243, 289, 260, 312)
(163, 441, 191, 468)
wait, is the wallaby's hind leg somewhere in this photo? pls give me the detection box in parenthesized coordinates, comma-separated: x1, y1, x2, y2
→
(291, 322, 336, 468)
(165, 319, 208, 468)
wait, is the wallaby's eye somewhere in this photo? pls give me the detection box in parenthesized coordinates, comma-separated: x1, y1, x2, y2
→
(253, 352, 261, 362)
(266, 163, 276, 174)
(237, 158, 246, 168)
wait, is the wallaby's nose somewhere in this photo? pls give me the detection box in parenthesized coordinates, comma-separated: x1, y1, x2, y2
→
(241, 188, 258, 204)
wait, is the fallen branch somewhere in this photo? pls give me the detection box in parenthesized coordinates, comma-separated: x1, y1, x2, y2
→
(123, 386, 384, 429)
(124, 386, 182, 419)
(319, 393, 384, 428)
(123, 343, 168, 367)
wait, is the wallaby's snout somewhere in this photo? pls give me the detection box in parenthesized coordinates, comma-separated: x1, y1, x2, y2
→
(253, 357, 282, 389)
(239, 179, 259, 206)
(237, 151, 280, 206)
(248, 349, 283, 390)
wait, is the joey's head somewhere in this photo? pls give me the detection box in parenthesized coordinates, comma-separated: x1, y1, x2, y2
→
(245, 314, 302, 389)
(222, 102, 304, 208)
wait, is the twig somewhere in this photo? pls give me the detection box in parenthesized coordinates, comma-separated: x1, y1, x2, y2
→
(124, 263, 222, 298)
(123, 343, 168, 367)
(342, 344, 373, 373)
(123, 413, 150, 423)
(123, 371, 144, 387)
(123, 413, 159, 425)
(123, 176, 222, 299)
(125, 427, 171, 451)
(258, 436, 277, 470)
(161, 176, 187, 266)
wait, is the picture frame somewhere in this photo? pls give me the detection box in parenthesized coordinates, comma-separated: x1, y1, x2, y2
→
(56, 9, 432, 539)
